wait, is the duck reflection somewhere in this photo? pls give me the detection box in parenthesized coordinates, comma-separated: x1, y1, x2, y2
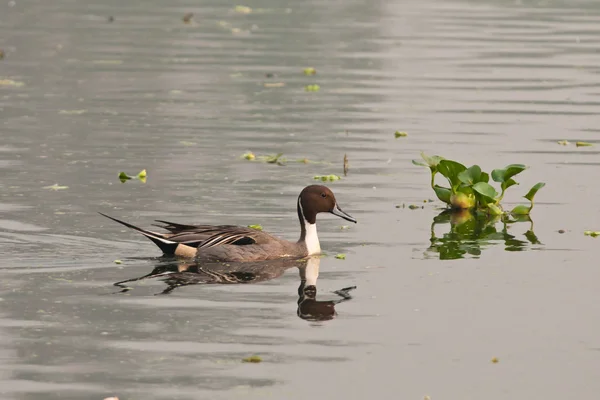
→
(297, 257, 356, 321)
(113, 256, 355, 320)
(427, 209, 541, 260)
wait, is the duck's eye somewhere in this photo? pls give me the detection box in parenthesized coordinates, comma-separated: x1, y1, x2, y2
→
(320, 193, 327, 198)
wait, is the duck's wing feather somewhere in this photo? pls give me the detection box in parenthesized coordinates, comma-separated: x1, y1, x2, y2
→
(153, 220, 264, 249)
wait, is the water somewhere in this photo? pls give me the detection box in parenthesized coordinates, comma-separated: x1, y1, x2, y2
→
(2, 0, 600, 398)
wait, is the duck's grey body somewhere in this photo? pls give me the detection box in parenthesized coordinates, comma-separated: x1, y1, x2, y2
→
(100, 185, 356, 263)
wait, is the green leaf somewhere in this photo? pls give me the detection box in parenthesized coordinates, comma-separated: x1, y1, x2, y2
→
(334, 253, 346, 260)
(501, 178, 518, 193)
(487, 203, 503, 216)
(394, 131, 408, 138)
(418, 152, 445, 168)
(511, 204, 531, 215)
(433, 185, 452, 204)
(491, 164, 527, 183)
(584, 231, 600, 237)
(458, 165, 482, 185)
(412, 159, 428, 167)
(438, 160, 467, 190)
(524, 182, 545, 202)
(480, 172, 490, 183)
(247, 224, 263, 231)
(472, 182, 499, 203)
(576, 141, 593, 147)
(313, 174, 341, 182)
(304, 84, 320, 92)
(118, 172, 133, 183)
(303, 67, 316, 76)
(137, 169, 147, 183)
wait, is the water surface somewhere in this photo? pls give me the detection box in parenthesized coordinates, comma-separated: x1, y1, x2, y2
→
(2, 0, 600, 399)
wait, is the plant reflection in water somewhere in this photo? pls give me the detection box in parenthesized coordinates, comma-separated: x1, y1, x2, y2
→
(427, 209, 542, 260)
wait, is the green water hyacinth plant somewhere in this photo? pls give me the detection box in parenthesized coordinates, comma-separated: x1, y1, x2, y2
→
(412, 152, 545, 216)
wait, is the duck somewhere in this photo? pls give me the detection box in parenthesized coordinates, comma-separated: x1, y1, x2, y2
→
(100, 185, 356, 263)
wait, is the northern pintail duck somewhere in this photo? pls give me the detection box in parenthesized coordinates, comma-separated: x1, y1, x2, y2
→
(100, 185, 356, 263)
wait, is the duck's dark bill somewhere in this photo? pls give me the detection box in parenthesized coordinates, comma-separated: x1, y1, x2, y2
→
(331, 204, 357, 223)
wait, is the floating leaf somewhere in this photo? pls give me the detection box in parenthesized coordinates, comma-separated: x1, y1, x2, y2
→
(334, 253, 346, 260)
(303, 67, 316, 75)
(557, 140, 569, 145)
(491, 164, 527, 183)
(304, 84, 320, 92)
(114, 260, 122, 264)
(265, 153, 284, 164)
(584, 231, 600, 237)
(524, 182, 545, 202)
(242, 355, 262, 363)
(0, 79, 25, 87)
(491, 357, 499, 364)
(234, 5, 252, 14)
(118, 172, 132, 183)
(408, 204, 420, 210)
(182, 12, 193, 23)
(43, 183, 69, 190)
(394, 131, 408, 138)
(137, 169, 147, 183)
(313, 175, 341, 182)
(576, 141, 593, 147)
(242, 151, 255, 161)
(247, 224, 263, 231)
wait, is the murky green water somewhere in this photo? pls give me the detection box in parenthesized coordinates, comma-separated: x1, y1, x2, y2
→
(2, 0, 600, 399)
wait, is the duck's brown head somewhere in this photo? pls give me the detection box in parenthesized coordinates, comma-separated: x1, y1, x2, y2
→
(297, 185, 357, 224)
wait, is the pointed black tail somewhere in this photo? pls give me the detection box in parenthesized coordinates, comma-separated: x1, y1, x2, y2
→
(99, 212, 179, 255)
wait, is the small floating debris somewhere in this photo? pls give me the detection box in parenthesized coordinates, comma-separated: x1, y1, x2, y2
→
(303, 67, 316, 76)
(59, 109, 87, 115)
(557, 140, 569, 146)
(0, 49, 4, 59)
(247, 224, 263, 231)
(576, 141, 593, 147)
(242, 355, 262, 363)
(263, 82, 285, 88)
(558, 229, 565, 234)
(234, 5, 252, 14)
(491, 357, 499, 364)
(0, 79, 24, 87)
(334, 253, 346, 260)
(182, 12, 194, 23)
(43, 184, 69, 191)
(107, 16, 114, 23)
(118, 169, 147, 183)
(394, 131, 408, 138)
(242, 151, 256, 160)
(408, 204, 421, 210)
(114, 260, 122, 265)
(313, 174, 341, 182)
(584, 231, 600, 237)
(265, 73, 274, 78)
(304, 84, 320, 92)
